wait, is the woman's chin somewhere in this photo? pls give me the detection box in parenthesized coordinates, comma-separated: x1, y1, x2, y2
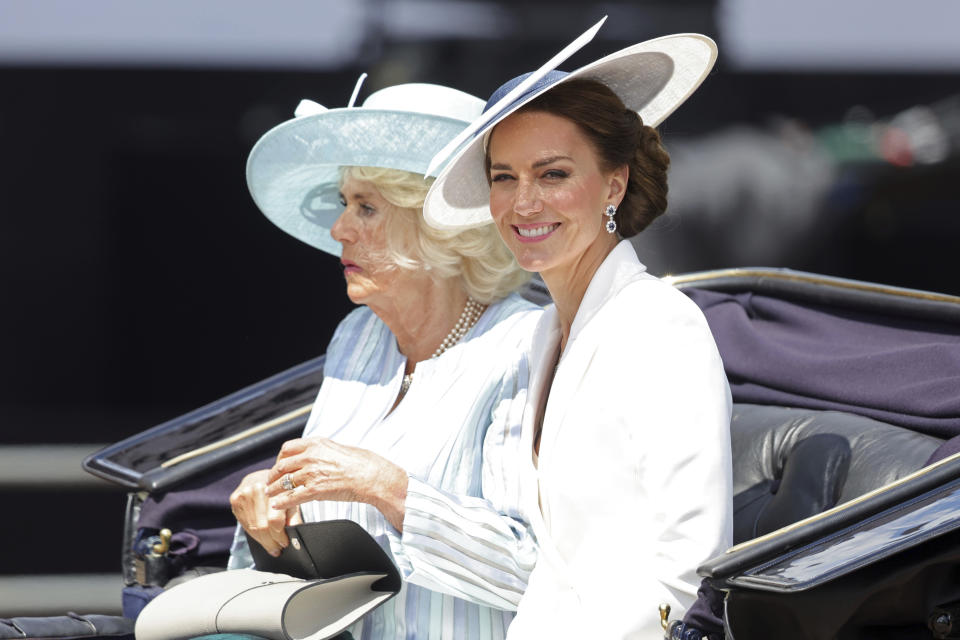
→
(345, 284, 372, 305)
(511, 249, 555, 274)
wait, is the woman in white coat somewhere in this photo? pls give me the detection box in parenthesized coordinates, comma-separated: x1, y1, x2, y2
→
(424, 32, 733, 639)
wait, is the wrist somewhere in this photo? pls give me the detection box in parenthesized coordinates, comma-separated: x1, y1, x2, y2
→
(369, 459, 408, 531)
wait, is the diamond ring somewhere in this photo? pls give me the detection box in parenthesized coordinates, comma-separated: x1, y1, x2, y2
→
(281, 473, 295, 491)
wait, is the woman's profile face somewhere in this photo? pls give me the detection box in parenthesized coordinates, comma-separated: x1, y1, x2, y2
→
(487, 110, 624, 277)
(330, 176, 402, 306)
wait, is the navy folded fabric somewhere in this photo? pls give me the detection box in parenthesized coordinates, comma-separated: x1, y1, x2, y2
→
(122, 585, 164, 621)
(685, 289, 960, 439)
(927, 435, 960, 466)
(138, 451, 274, 564)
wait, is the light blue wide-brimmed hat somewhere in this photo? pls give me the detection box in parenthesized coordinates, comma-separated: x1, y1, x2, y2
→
(423, 19, 717, 230)
(246, 82, 485, 256)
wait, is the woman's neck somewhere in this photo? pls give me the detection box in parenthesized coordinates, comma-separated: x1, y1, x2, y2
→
(540, 236, 618, 352)
(368, 276, 469, 368)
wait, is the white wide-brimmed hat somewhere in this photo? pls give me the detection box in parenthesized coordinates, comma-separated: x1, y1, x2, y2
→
(423, 21, 718, 230)
(247, 82, 485, 256)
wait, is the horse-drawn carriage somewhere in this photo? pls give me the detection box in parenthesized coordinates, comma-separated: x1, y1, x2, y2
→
(74, 267, 960, 640)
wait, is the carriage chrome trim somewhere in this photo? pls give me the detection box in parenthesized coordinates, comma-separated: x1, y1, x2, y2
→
(160, 403, 313, 469)
(664, 267, 960, 304)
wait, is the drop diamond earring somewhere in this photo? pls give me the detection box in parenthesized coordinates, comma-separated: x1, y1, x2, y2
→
(604, 204, 617, 234)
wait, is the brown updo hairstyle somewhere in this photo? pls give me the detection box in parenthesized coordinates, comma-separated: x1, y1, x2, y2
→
(492, 78, 671, 238)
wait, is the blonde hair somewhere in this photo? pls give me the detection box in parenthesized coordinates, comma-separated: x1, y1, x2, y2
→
(342, 166, 530, 304)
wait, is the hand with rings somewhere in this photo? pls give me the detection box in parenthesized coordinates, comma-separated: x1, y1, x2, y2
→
(265, 436, 409, 531)
(229, 468, 302, 557)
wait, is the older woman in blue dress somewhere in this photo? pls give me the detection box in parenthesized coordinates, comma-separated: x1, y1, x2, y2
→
(229, 82, 542, 638)
(424, 27, 733, 639)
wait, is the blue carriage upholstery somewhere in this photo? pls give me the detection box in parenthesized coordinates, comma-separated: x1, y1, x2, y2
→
(670, 268, 960, 636)
(669, 268, 960, 544)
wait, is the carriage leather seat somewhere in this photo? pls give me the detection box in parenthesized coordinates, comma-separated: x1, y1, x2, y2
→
(729, 403, 943, 545)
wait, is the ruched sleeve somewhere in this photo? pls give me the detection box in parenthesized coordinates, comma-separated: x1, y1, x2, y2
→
(385, 356, 538, 610)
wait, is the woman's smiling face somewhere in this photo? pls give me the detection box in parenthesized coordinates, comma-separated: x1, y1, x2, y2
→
(487, 110, 624, 277)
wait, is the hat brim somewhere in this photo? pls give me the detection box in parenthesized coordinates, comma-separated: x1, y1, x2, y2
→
(423, 33, 718, 230)
(247, 109, 471, 256)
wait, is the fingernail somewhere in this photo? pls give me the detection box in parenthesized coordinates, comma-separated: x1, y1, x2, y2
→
(270, 550, 280, 557)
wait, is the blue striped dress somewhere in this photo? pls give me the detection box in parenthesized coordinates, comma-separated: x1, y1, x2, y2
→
(229, 292, 542, 639)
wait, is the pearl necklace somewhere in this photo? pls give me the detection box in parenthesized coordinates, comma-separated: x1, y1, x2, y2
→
(399, 296, 486, 397)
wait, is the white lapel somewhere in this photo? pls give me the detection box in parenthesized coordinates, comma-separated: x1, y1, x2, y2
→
(522, 241, 651, 573)
(538, 240, 649, 469)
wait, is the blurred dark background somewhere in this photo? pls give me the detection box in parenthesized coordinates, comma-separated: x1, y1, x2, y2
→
(1, 0, 959, 611)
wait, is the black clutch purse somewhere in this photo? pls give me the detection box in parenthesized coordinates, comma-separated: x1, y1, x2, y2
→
(246, 519, 401, 594)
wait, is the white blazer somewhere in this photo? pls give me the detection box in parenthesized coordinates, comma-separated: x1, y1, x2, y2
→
(507, 240, 733, 640)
